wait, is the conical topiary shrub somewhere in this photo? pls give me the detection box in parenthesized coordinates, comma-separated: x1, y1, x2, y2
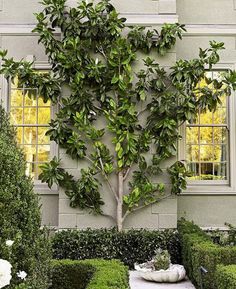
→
(0, 105, 51, 288)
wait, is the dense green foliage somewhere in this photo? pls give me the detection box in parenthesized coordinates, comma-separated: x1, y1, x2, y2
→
(50, 259, 129, 289)
(209, 223, 236, 246)
(0, 105, 51, 289)
(178, 219, 236, 289)
(216, 264, 236, 289)
(52, 228, 181, 268)
(1, 0, 236, 230)
(50, 260, 95, 289)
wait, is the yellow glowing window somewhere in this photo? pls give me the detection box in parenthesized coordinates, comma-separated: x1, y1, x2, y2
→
(10, 75, 51, 180)
(186, 71, 229, 182)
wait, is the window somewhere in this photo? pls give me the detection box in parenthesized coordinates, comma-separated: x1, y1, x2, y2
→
(185, 71, 229, 184)
(9, 75, 51, 180)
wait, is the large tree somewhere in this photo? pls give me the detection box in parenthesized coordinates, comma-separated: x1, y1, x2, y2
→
(1, 0, 236, 231)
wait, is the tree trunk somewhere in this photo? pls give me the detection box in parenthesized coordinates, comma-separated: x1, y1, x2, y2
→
(117, 171, 124, 232)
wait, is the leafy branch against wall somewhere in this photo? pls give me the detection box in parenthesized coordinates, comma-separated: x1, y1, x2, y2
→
(1, 0, 236, 230)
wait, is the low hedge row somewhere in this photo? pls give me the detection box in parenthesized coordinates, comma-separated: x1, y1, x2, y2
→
(216, 264, 236, 289)
(52, 228, 181, 268)
(50, 259, 129, 289)
(178, 219, 236, 289)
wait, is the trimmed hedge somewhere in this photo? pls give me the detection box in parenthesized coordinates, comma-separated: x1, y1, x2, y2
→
(216, 264, 236, 289)
(178, 219, 236, 289)
(50, 260, 95, 289)
(52, 228, 181, 268)
(50, 259, 129, 289)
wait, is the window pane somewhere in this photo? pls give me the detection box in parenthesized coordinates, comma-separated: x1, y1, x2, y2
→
(16, 127, 23, 144)
(22, 145, 37, 162)
(214, 108, 226, 124)
(24, 127, 37, 144)
(187, 163, 200, 180)
(38, 107, 51, 124)
(38, 145, 50, 162)
(187, 145, 199, 161)
(24, 89, 37, 106)
(200, 145, 214, 162)
(186, 127, 199, 144)
(10, 108, 23, 125)
(214, 145, 227, 162)
(38, 127, 50, 144)
(38, 97, 51, 107)
(11, 89, 23, 107)
(214, 163, 227, 180)
(26, 162, 36, 178)
(200, 163, 213, 180)
(200, 127, 213, 144)
(24, 108, 37, 124)
(200, 111, 213, 124)
(214, 127, 227, 144)
(219, 94, 227, 107)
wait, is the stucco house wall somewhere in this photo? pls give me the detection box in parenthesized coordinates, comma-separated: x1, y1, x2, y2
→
(0, 0, 236, 229)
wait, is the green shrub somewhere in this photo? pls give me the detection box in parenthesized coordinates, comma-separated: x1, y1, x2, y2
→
(52, 228, 181, 268)
(178, 219, 236, 289)
(216, 264, 236, 289)
(50, 259, 129, 289)
(50, 260, 95, 289)
(0, 105, 51, 288)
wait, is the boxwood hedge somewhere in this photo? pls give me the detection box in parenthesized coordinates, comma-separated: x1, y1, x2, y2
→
(178, 219, 236, 289)
(50, 259, 129, 289)
(52, 228, 181, 268)
(216, 264, 236, 289)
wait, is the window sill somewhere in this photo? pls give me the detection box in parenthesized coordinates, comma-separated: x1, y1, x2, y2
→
(181, 183, 236, 195)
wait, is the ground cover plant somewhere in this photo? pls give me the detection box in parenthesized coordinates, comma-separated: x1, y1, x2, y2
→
(0, 106, 51, 289)
(1, 0, 236, 231)
(52, 227, 181, 268)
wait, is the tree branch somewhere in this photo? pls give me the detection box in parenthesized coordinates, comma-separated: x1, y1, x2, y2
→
(137, 106, 148, 117)
(97, 46, 107, 60)
(122, 193, 172, 222)
(96, 148, 119, 203)
(124, 167, 131, 181)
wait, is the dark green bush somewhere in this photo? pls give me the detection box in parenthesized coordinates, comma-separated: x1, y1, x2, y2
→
(0, 105, 51, 288)
(50, 259, 129, 289)
(216, 264, 236, 289)
(52, 228, 181, 268)
(178, 219, 236, 289)
(50, 260, 95, 289)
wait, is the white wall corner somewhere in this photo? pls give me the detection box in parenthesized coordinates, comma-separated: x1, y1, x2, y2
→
(0, 0, 3, 11)
(158, 0, 176, 15)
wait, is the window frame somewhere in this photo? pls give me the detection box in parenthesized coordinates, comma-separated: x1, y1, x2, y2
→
(178, 63, 236, 195)
(5, 61, 58, 193)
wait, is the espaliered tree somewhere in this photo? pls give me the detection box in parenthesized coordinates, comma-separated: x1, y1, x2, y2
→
(1, 0, 236, 231)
